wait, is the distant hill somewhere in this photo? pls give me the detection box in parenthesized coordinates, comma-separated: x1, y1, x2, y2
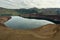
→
(16, 8, 60, 15)
(0, 7, 19, 16)
(0, 7, 60, 16)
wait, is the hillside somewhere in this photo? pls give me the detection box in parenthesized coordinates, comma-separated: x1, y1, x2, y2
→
(16, 8, 60, 15)
(0, 7, 19, 16)
(0, 7, 60, 16)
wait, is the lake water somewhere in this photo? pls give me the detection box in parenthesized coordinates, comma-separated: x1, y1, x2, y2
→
(4, 16, 55, 29)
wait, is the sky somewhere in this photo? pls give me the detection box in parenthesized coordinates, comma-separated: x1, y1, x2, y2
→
(0, 0, 60, 9)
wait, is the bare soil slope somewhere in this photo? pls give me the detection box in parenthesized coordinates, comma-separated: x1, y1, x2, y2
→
(0, 24, 60, 40)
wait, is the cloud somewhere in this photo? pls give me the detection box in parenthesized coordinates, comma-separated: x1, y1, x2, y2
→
(0, 0, 60, 9)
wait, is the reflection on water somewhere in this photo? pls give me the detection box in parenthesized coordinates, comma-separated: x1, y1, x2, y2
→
(4, 16, 55, 29)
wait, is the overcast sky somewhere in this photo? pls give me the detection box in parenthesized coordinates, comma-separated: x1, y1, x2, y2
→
(0, 0, 60, 9)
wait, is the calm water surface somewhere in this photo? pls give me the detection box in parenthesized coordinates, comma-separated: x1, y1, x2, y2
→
(4, 16, 55, 29)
